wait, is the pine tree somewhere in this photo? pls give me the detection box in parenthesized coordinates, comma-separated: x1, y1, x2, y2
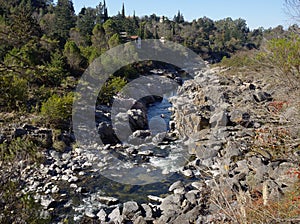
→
(103, 0, 108, 21)
(173, 10, 184, 23)
(121, 3, 125, 18)
(63, 40, 84, 70)
(96, 1, 108, 24)
(108, 33, 120, 48)
(77, 7, 97, 36)
(6, 3, 42, 47)
(92, 24, 107, 53)
(54, 0, 76, 40)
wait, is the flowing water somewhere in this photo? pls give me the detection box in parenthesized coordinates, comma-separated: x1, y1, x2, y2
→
(57, 78, 199, 221)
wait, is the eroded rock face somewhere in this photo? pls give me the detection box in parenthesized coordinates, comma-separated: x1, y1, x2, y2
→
(165, 66, 299, 222)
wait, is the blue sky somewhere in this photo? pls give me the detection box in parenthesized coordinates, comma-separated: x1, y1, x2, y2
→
(71, 0, 290, 29)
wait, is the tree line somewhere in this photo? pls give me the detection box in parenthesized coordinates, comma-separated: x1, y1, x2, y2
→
(0, 0, 297, 118)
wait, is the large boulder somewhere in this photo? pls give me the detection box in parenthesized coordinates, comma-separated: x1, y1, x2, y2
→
(122, 201, 140, 220)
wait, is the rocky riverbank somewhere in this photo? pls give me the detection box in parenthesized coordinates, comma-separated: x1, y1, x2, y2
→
(1, 65, 300, 223)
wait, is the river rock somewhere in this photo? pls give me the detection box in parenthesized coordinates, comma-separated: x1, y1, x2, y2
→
(97, 196, 119, 206)
(40, 195, 55, 209)
(209, 110, 228, 128)
(51, 185, 59, 194)
(184, 190, 200, 205)
(108, 207, 122, 223)
(122, 201, 140, 219)
(85, 209, 96, 218)
(141, 204, 153, 219)
(253, 91, 272, 102)
(96, 209, 107, 222)
(160, 194, 182, 214)
(229, 110, 251, 127)
(169, 181, 185, 192)
(148, 195, 163, 203)
(195, 145, 219, 160)
(98, 122, 119, 144)
(180, 168, 194, 178)
(134, 216, 147, 224)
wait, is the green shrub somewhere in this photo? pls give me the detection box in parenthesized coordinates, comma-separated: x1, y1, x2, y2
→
(1, 179, 49, 223)
(0, 74, 28, 112)
(41, 92, 74, 129)
(220, 50, 256, 68)
(256, 35, 300, 89)
(0, 137, 41, 162)
(97, 76, 127, 105)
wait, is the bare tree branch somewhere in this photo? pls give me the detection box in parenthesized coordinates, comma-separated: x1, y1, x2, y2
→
(284, 0, 300, 24)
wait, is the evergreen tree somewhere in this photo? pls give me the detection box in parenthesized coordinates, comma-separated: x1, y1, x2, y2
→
(92, 23, 107, 53)
(63, 40, 84, 70)
(121, 3, 125, 18)
(77, 7, 97, 36)
(173, 10, 184, 23)
(96, 0, 108, 24)
(103, 19, 118, 39)
(6, 3, 42, 47)
(108, 33, 121, 48)
(54, 0, 76, 40)
(103, 0, 108, 21)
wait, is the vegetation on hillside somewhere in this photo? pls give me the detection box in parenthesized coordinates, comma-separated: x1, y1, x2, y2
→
(0, 0, 299, 223)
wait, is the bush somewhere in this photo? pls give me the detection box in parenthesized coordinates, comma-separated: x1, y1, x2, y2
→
(0, 74, 28, 112)
(220, 50, 256, 68)
(97, 76, 127, 105)
(257, 35, 300, 89)
(40, 92, 74, 129)
(0, 137, 42, 163)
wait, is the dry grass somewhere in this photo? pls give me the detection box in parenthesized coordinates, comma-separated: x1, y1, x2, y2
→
(208, 174, 300, 224)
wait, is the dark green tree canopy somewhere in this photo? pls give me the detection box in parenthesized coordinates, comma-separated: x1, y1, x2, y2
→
(54, 0, 76, 40)
(77, 7, 97, 36)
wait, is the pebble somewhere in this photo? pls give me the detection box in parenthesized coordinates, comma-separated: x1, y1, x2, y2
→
(51, 185, 59, 194)
(61, 175, 69, 181)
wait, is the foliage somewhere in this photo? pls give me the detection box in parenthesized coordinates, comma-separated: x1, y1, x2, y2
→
(0, 137, 48, 223)
(54, 0, 76, 40)
(210, 167, 300, 224)
(173, 10, 184, 23)
(44, 50, 68, 86)
(114, 64, 140, 80)
(40, 92, 74, 129)
(91, 23, 108, 53)
(244, 178, 300, 223)
(0, 180, 49, 223)
(252, 126, 293, 160)
(0, 137, 42, 163)
(108, 33, 121, 48)
(98, 76, 127, 105)
(0, 74, 28, 111)
(63, 40, 86, 71)
(103, 19, 118, 39)
(77, 7, 97, 36)
(95, 0, 108, 24)
(5, 4, 42, 48)
(220, 50, 257, 68)
(257, 35, 300, 89)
